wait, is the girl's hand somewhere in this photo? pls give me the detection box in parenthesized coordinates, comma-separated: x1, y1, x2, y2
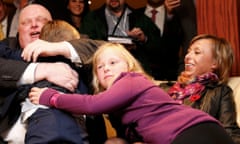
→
(29, 87, 48, 104)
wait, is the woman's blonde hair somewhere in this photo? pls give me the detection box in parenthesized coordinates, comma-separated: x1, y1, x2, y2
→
(91, 43, 154, 93)
(40, 20, 80, 42)
(178, 34, 234, 84)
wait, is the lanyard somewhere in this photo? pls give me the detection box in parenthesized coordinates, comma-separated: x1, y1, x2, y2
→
(111, 7, 127, 36)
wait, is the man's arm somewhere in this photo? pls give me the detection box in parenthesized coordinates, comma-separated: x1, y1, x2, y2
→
(68, 38, 106, 64)
(0, 57, 29, 88)
(22, 38, 106, 64)
(0, 57, 78, 91)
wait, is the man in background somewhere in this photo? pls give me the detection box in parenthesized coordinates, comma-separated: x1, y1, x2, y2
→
(80, 0, 161, 77)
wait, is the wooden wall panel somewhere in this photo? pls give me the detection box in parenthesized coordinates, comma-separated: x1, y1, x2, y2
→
(196, 0, 240, 76)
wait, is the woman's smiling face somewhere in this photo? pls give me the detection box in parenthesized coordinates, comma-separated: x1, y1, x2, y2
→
(184, 39, 217, 77)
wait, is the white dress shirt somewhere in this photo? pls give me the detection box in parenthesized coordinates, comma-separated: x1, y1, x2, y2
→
(144, 5, 165, 36)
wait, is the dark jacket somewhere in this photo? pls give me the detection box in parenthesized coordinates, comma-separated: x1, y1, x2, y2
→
(137, 6, 183, 80)
(6, 5, 16, 37)
(0, 38, 28, 132)
(190, 83, 240, 144)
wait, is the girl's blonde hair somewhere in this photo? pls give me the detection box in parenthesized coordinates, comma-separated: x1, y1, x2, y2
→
(91, 43, 154, 93)
(178, 34, 234, 84)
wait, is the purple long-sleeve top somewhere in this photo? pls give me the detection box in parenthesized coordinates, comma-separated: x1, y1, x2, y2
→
(40, 72, 219, 144)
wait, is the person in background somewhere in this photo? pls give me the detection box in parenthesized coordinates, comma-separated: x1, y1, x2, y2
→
(28, 42, 235, 144)
(8, 0, 35, 37)
(137, 0, 183, 81)
(65, 0, 89, 31)
(164, 0, 197, 73)
(168, 34, 240, 144)
(0, 0, 8, 40)
(80, 0, 161, 75)
(137, 0, 197, 80)
(0, 0, 16, 39)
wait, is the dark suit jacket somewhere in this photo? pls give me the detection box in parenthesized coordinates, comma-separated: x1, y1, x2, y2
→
(137, 5, 184, 80)
(6, 4, 16, 37)
(0, 40, 25, 88)
(0, 44, 27, 132)
(173, 0, 197, 73)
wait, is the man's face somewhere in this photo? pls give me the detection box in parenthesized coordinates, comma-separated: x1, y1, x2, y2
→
(18, 4, 52, 48)
(106, 0, 125, 13)
(147, 0, 165, 7)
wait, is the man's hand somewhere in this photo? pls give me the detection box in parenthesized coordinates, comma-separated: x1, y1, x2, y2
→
(22, 39, 71, 62)
(164, 0, 181, 14)
(35, 62, 79, 92)
(127, 27, 146, 43)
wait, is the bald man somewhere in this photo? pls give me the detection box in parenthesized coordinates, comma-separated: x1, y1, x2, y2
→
(0, 4, 86, 144)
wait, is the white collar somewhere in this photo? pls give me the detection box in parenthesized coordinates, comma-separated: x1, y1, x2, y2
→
(146, 4, 165, 13)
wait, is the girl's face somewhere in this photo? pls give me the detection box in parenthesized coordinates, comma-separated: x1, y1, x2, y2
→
(184, 39, 217, 77)
(96, 48, 128, 89)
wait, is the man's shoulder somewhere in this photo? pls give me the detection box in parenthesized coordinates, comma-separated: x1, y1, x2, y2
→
(135, 6, 146, 13)
(1, 37, 19, 49)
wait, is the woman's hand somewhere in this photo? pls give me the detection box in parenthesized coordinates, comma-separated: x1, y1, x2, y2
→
(29, 87, 48, 104)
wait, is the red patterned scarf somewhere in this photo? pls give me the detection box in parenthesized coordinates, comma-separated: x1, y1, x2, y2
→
(168, 72, 219, 104)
